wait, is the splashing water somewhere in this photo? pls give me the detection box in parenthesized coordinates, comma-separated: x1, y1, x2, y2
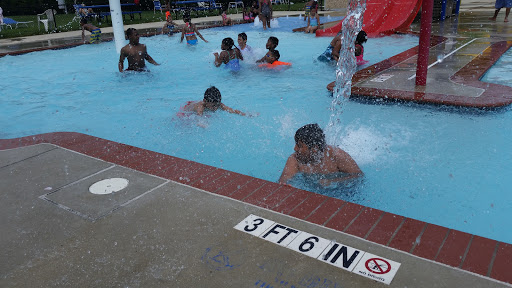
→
(327, 0, 366, 146)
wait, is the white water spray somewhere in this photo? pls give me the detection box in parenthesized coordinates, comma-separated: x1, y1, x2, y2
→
(327, 0, 366, 147)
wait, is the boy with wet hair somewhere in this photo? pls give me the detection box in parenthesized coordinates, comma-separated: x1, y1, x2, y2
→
(80, 18, 101, 44)
(256, 36, 279, 63)
(181, 86, 247, 116)
(278, 123, 363, 185)
(119, 28, 159, 72)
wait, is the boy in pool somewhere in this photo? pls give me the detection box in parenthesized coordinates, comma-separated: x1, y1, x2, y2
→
(180, 16, 208, 45)
(80, 18, 101, 44)
(256, 36, 279, 63)
(182, 86, 247, 116)
(278, 124, 363, 186)
(214, 37, 243, 71)
(237, 32, 252, 55)
(118, 28, 159, 72)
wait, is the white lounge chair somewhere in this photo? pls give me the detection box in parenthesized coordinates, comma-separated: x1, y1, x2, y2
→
(37, 9, 57, 32)
(153, 1, 168, 13)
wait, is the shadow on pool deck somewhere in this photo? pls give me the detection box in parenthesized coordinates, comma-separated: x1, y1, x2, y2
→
(1, 7, 512, 287)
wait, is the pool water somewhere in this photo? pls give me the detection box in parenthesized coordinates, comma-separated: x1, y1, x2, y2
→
(2, 18, 511, 244)
(482, 47, 512, 87)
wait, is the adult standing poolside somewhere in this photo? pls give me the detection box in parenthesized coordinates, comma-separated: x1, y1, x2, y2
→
(118, 28, 159, 72)
(259, 0, 272, 30)
(489, 0, 511, 22)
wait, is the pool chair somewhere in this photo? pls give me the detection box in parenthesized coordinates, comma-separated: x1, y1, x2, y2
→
(228, 0, 244, 13)
(37, 9, 57, 32)
(153, 1, 168, 13)
(0, 17, 33, 31)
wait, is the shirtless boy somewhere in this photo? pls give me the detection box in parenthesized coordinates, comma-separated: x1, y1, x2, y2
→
(118, 28, 159, 72)
(278, 124, 363, 185)
(256, 36, 279, 63)
(182, 86, 247, 116)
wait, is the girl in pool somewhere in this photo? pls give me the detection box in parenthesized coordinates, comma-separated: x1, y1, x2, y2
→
(180, 16, 208, 45)
(214, 37, 244, 72)
(181, 86, 247, 116)
(354, 30, 368, 65)
(305, 3, 320, 33)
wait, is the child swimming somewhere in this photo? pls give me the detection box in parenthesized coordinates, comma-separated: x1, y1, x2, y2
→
(181, 86, 247, 116)
(213, 37, 244, 71)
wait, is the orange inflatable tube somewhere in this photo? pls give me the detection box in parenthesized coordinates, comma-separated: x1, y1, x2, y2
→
(258, 61, 292, 68)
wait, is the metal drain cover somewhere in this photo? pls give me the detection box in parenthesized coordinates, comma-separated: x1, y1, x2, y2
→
(89, 178, 129, 195)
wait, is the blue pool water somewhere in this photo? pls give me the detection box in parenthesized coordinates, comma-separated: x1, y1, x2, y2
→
(2, 18, 511, 243)
(482, 47, 512, 87)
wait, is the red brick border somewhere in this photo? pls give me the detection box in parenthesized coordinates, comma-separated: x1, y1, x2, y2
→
(328, 38, 512, 108)
(1, 132, 510, 284)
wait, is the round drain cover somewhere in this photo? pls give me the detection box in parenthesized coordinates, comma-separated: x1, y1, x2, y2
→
(89, 178, 129, 195)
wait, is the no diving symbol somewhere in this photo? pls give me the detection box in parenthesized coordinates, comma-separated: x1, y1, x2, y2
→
(365, 258, 391, 274)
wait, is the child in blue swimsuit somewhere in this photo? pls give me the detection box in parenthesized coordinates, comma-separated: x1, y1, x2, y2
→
(214, 37, 244, 71)
(180, 16, 208, 45)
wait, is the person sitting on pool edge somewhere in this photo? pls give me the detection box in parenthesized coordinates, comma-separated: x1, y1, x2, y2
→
(278, 123, 363, 186)
(80, 18, 101, 44)
(256, 36, 279, 63)
(214, 37, 243, 71)
(118, 28, 159, 72)
(181, 86, 247, 116)
(180, 16, 208, 45)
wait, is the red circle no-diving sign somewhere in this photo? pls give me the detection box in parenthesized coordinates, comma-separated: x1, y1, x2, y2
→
(365, 258, 391, 274)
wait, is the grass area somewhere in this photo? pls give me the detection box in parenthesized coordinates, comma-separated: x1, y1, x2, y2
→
(0, 3, 305, 39)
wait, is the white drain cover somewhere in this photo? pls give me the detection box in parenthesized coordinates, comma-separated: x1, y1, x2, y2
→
(89, 178, 129, 195)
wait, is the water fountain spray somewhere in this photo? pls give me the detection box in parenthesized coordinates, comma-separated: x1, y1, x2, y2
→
(327, 0, 366, 146)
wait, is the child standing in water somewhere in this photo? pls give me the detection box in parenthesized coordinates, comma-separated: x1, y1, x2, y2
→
(118, 28, 159, 72)
(180, 16, 208, 45)
(214, 37, 244, 71)
(181, 86, 247, 116)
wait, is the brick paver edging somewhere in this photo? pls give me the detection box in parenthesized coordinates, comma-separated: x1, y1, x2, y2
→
(328, 37, 512, 108)
(1, 132, 511, 284)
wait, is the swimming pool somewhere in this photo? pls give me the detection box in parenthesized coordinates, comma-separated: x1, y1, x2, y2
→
(2, 17, 511, 244)
(482, 47, 512, 88)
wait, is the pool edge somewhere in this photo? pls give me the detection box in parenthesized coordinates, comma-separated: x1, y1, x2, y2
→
(1, 131, 511, 285)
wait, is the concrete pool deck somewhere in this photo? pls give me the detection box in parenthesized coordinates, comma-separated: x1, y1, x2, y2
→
(1, 133, 512, 287)
(1, 3, 512, 287)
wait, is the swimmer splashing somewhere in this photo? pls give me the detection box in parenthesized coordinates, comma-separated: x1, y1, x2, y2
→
(326, 0, 366, 146)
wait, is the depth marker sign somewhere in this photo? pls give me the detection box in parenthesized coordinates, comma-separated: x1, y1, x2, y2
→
(234, 214, 401, 285)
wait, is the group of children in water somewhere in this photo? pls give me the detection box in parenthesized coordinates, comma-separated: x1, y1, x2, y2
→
(109, 13, 366, 186)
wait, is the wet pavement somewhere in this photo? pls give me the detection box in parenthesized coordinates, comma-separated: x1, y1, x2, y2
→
(1, 143, 510, 287)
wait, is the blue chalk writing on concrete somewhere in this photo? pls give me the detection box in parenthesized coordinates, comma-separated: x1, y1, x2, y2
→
(201, 247, 240, 271)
